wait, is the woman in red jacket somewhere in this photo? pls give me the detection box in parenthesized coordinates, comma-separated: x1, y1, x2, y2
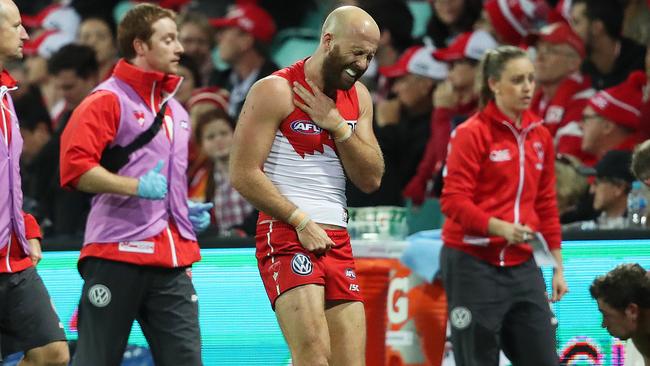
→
(440, 45, 568, 366)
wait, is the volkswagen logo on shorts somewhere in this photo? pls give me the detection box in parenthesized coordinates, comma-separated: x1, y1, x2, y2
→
(290, 120, 322, 135)
(291, 253, 313, 276)
(88, 284, 111, 307)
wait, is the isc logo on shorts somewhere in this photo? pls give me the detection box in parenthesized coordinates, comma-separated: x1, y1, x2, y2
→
(291, 253, 313, 276)
(290, 120, 322, 135)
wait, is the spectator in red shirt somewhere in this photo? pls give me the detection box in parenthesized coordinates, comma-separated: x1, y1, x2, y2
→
(528, 22, 597, 166)
(0, 0, 69, 364)
(440, 45, 567, 366)
(403, 29, 496, 204)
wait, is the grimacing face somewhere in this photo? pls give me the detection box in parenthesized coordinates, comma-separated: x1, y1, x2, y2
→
(322, 38, 376, 92)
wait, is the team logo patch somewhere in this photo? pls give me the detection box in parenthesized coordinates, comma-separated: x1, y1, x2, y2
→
(450, 306, 472, 329)
(88, 284, 111, 307)
(291, 253, 313, 276)
(489, 149, 511, 162)
(133, 111, 145, 126)
(345, 268, 356, 279)
(290, 120, 322, 135)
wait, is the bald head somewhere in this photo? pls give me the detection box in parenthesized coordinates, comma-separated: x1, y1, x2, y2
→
(0, 0, 28, 64)
(322, 6, 380, 43)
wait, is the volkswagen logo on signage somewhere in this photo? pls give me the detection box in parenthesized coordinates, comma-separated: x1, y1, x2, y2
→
(88, 284, 111, 307)
(290, 120, 322, 135)
(291, 253, 313, 276)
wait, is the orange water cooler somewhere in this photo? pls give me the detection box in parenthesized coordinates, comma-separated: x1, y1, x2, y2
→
(354, 241, 448, 366)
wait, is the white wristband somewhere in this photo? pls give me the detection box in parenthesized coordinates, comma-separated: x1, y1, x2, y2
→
(335, 126, 353, 143)
(295, 216, 310, 232)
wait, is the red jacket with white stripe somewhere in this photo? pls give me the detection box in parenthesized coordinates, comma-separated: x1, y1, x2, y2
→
(441, 101, 561, 266)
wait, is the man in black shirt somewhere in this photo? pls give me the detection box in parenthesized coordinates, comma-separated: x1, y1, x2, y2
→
(570, 0, 646, 89)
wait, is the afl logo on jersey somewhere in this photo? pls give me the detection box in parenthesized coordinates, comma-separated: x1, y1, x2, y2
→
(290, 120, 322, 135)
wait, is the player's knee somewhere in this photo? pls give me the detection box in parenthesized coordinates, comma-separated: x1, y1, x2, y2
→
(293, 333, 330, 366)
(24, 341, 70, 366)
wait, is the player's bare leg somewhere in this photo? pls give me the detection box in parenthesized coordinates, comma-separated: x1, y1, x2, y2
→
(325, 300, 366, 366)
(275, 284, 330, 366)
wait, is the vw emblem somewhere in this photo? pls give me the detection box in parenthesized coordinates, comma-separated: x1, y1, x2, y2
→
(291, 253, 313, 276)
(88, 284, 111, 307)
(450, 306, 472, 329)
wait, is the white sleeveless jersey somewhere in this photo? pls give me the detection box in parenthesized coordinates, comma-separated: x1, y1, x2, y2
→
(260, 59, 360, 227)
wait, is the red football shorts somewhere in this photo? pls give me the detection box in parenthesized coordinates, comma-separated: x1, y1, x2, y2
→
(256, 220, 363, 309)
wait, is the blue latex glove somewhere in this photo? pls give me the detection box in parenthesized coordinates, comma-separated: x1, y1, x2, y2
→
(137, 160, 168, 200)
(188, 200, 213, 233)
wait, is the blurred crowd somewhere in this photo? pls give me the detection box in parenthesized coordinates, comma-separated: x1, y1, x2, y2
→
(13, 0, 650, 239)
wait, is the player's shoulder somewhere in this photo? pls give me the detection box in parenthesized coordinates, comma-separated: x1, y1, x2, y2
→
(243, 75, 294, 119)
(353, 81, 372, 107)
(252, 75, 292, 95)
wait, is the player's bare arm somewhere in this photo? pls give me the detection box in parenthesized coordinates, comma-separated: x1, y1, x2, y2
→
(230, 76, 334, 254)
(292, 79, 383, 193)
(77, 167, 140, 196)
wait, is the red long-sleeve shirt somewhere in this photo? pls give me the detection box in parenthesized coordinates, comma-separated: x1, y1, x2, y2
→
(441, 101, 561, 266)
(60, 60, 200, 268)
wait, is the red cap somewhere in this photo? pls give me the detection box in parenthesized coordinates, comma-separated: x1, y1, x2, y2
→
(433, 30, 498, 62)
(484, 0, 548, 45)
(379, 46, 448, 80)
(187, 86, 230, 111)
(588, 71, 647, 131)
(210, 4, 276, 43)
(526, 22, 585, 58)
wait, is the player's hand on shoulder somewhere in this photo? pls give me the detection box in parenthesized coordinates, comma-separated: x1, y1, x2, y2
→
(292, 78, 342, 131)
(296, 220, 334, 256)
